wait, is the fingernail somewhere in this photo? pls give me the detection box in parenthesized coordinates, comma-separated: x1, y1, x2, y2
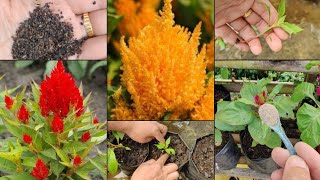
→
(286, 155, 308, 169)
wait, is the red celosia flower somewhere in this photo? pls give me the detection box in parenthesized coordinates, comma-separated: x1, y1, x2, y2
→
(17, 105, 30, 124)
(317, 86, 320, 96)
(39, 61, 84, 118)
(81, 131, 91, 142)
(51, 114, 64, 134)
(73, 155, 82, 166)
(5, 95, 13, 109)
(23, 133, 32, 144)
(31, 159, 49, 180)
(262, 91, 267, 101)
(93, 118, 99, 124)
(254, 95, 264, 106)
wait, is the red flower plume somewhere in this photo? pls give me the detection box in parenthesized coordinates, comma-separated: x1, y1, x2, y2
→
(39, 61, 84, 118)
(17, 105, 30, 124)
(51, 114, 64, 134)
(23, 133, 32, 144)
(73, 155, 82, 166)
(81, 131, 91, 143)
(93, 118, 99, 124)
(5, 95, 13, 109)
(31, 159, 49, 180)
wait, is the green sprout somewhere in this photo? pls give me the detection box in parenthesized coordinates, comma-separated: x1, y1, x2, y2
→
(155, 137, 176, 155)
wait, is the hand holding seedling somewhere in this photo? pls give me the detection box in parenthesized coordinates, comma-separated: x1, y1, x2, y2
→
(108, 121, 168, 143)
(271, 142, 320, 180)
(216, 0, 302, 55)
(0, 0, 106, 60)
(131, 154, 179, 180)
(155, 137, 176, 155)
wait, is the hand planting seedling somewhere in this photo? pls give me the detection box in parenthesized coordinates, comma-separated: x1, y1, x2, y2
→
(258, 104, 296, 155)
(154, 137, 176, 156)
(0, 61, 106, 179)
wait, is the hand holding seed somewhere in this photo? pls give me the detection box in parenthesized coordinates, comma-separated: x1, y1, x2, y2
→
(215, 0, 288, 55)
(0, 0, 106, 60)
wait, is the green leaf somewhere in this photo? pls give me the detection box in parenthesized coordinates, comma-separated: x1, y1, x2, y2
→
(296, 103, 320, 148)
(165, 148, 176, 155)
(89, 61, 108, 78)
(107, 13, 123, 35)
(280, 22, 303, 35)
(256, 78, 271, 89)
(165, 137, 171, 147)
(5, 173, 34, 180)
(40, 148, 57, 160)
(236, 98, 256, 106)
(268, 84, 284, 100)
(22, 156, 37, 167)
(155, 143, 166, 149)
(215, 120, 246, 131)
(89, 159, 106, 176)
(52, 159, 66, 176)
(163, 112, 172, 120)
(107, 148, 119, 175)
(291, 82, 319, 106)
(305, 61, 320, 70)
(215, 101, 255, 126)
(0, 157, 17, 173)
(272, 96, 296, 119)
(67, 61, 88, 80)
(51, 146, 70, 164)
(278, 0, 286, 18)
(112, 131, 125, 144)
(44, 61, 58, 78)
(216, 38, 226, 50)
(15, 61, 34, 69)
(277, 15, 286, 25)
(240, 82, 260, 102)
(220, 68, 229, 79)
(215, 129, 222, 146)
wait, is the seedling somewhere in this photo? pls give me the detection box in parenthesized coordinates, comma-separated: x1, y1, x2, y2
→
(155, 137, 176, 155)
(215, 129, 222, 146)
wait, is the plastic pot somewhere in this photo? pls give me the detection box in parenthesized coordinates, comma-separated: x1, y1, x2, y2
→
(215, 132, 241, 170)
(185, 134, 214, 180)
(240, 130, 279, 174)
(214, 85, 231, 114)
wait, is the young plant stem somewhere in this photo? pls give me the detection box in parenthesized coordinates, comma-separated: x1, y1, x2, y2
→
(240, 24, 276, 43)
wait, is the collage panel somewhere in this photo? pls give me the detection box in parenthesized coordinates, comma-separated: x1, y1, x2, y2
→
(0, 61, 107, 179)
(215, 0, 319, 60)
(107, 121, 214, 180)
(214, 60, 320, 180)
(107, 0, 214, 121)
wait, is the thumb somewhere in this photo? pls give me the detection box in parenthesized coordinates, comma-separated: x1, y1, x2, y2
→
(153, 130, 165, 143)
(283, 155, 311, 180)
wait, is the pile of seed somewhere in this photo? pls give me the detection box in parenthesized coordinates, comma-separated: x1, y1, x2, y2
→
(12, 3, 85, 60)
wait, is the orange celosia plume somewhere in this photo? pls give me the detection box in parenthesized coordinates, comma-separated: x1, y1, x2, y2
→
(112, 0, 207, 120)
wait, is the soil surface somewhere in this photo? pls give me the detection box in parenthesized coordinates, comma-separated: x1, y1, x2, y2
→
(12, 3, 85, 60)
(215, 85, 230, 113)
(192, 135, 214, 178)
(241, 130, 272, 159)
(114, 135, 149, 167)
(281, 120, 300, 138)
(148, 133, 189, 168)
(214, 131, 229, 156)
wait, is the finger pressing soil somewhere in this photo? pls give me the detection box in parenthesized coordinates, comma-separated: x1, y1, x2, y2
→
(12, 3, 85, 60)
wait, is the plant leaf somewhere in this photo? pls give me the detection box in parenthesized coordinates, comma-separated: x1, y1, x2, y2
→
(280, 22, 303, 35)
(107, 148, 118, 175)
(278, 0, 286, 18)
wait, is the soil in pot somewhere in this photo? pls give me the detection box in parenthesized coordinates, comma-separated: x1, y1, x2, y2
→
(114, 135, 149, 167)
(215, 85, 230, 113)
(148, 133, 189, 168)
(241, 130, 272, 159)
(12, 3, 85, 60)
(214, 131, 229, 156)
(192, 135, 214, 178)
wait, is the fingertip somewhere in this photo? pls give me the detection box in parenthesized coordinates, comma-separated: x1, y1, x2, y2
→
(274, 27, 289, 40)
(248, 39, 262, 55)
(266, 33, 282, 52)
(286, 155, 309, 169)
(271, 169, 283, 180)
(271, 147, 290, 168)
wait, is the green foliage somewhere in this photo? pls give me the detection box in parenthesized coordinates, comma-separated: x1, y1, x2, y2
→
(216, 38, 226, 50)
(0, 69, 106, 179)
(215, 129, 222, 146)
(305, 61, 320, 70)
(215, 78, 297, 148)
(154, 137, 176, 155)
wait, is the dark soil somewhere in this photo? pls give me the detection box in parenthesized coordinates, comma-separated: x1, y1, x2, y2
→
(214, 131, 229, 156)
(114, 135, 149, 167)
(192, 135, 214, 178)
(12, 3, 85, 60)
(147, 133, 189, 168)
(281, 120, 300, 138)
(215, 85, 230, 113)
(241, 130, 272, 159)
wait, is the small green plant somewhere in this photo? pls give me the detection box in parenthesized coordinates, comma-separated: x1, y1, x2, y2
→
(107, 131, 131, 175)
(154, 137, 176, 155)
(215, 129, 223, 146)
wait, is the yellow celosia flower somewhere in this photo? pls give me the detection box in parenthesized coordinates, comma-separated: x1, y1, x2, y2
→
(111, 0, 207, 120)
(114, 0, 160, 37)
(206, 39, 214, 71)
(111, 87, 137, 120)
(191, 77, 214, 120)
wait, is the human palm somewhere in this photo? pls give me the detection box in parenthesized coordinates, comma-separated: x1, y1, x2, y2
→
(215, 0, 288, 55)
(0, 0, 106, 60)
